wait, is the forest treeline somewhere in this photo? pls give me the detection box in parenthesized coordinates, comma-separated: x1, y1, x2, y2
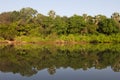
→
(0, 7, 120, 42)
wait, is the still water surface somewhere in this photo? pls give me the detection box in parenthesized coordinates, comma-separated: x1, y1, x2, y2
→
(0, 44, 120, 80)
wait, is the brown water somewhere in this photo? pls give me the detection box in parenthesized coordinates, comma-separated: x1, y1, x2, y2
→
(0, 44, 120, 80)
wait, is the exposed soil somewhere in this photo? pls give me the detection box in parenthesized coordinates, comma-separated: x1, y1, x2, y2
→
(0, 40, 88, 45)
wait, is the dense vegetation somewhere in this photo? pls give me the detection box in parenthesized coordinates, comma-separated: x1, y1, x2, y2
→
(0, 44, 120, 76)
(0, 7, 120, 43)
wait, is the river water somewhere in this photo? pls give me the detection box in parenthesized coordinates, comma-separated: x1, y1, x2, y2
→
(0, 44, 120, 80)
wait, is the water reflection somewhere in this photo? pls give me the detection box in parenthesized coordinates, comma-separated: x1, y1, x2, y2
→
(0, 44, 120, 80)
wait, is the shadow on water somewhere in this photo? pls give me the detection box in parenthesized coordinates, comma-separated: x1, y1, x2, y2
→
(0, 43, 120, 79)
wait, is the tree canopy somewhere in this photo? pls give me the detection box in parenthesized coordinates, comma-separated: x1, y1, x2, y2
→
(0, 7, 120, 41)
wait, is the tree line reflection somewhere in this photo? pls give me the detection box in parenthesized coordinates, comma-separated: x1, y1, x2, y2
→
(0, 44, 120, 76)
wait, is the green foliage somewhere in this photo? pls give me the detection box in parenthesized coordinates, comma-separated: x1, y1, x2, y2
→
(0, 7, 120, 42)
(52, 16, 69, 35)
(98, 19, 119, 35)
(19, 7, 38, 20)
(0, 24, 17, 40)
(15, 36, 44, 42)
(68, 15, 86, 34)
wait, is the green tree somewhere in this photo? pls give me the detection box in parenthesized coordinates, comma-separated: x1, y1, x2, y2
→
(68, 14, 86, 34)
(0, 24, 17, 41)
(97, 19, 119, 35)
(52, 15, 69, 35)
(0, 12, 13, 24)
(20, 7, 37, 19)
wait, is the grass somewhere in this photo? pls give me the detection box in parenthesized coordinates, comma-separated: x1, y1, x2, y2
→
(58, 34, 120, 43)
(0, 37, 6, 42)
(15, 36, 45, 43)
(1, 33, 120, 43)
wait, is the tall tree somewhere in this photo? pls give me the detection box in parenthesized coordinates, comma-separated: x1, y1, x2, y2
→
(111, 12, 120, 22)
(111, 12, 120, 28)
(48, 10, 56, 19)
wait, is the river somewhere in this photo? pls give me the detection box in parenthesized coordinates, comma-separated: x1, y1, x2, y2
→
(0, 43, 120, 80)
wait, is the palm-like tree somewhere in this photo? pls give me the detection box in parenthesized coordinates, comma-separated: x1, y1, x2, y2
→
(111, 12, 120, 22)
(48, 10, 56, 19)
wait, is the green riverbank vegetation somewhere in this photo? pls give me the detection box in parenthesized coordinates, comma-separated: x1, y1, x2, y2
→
(0, 7, 120, 43)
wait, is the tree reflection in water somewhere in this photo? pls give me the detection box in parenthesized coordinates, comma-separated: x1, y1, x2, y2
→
(0, 44, 120, 76)
(47, 65, 56, 75)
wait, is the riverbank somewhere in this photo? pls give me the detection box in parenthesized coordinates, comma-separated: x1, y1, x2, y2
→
(0, 34, 120, 44)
